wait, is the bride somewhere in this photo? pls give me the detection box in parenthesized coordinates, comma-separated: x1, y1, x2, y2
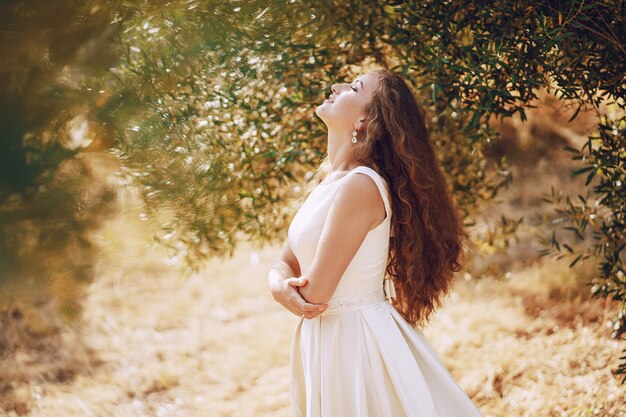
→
(267, 68, 485, 417)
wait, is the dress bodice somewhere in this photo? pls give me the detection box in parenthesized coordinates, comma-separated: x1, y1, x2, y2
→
(287, 165, 392, 298)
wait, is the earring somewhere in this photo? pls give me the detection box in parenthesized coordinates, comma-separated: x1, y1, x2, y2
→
(352, 128, 358, 143)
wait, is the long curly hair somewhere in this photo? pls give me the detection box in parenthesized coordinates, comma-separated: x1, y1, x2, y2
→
(324, 68, 469, 328)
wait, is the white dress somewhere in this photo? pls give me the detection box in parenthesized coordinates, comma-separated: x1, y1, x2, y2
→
(287, 165, 485, 417)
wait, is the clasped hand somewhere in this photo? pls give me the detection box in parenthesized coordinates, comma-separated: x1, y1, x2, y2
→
(271, 277, 328, 319)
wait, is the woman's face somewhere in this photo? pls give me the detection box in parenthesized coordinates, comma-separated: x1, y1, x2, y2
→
(315, 71, 379, 128)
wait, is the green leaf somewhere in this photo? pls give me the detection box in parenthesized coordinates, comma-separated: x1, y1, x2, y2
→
(573, 166, 594, 176)
(569, 254, 583, 268)
(562, 145, 580, 154)
(568, 103, 582, 123)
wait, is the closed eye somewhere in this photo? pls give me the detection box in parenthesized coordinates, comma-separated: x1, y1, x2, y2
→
(351, 86, 357, 92)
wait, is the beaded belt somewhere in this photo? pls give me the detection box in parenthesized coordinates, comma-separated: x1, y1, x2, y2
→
(321, 286, 386, 316)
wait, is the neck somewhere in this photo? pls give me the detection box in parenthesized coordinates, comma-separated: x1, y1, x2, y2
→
(326, 125, 358, 173)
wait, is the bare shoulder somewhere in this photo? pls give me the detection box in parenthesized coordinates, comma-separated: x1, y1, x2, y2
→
(333, 173, 384, 223)
(338, 172, 380, 200)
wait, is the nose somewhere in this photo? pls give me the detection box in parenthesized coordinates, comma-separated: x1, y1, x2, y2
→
(331, 83, 347, 94)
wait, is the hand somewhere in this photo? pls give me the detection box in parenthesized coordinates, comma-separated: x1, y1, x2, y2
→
(271, 277, 328, 319)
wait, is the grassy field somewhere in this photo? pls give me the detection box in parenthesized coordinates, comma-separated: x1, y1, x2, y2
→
(1, 190, 624, 417)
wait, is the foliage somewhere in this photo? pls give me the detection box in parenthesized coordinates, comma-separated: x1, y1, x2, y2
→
(0, 0, 122, 322)
(539, 110, 625, 381)
(94, 0, 511, 268)
(381, 0, 625, 381)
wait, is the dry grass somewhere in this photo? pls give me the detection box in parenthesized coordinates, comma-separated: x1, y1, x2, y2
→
(1, 195, 624, 417)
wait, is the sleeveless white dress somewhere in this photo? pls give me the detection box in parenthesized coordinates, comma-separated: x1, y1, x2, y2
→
(287, 165, 485, 417)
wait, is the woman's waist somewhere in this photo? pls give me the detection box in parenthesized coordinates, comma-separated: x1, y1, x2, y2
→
(321, 286, 387, 316)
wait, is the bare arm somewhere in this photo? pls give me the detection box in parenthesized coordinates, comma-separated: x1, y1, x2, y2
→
(267, 240, 328, 318)
(297, 173, 386, 304)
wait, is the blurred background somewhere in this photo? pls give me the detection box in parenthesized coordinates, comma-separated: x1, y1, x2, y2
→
(0, 1, 624, 416)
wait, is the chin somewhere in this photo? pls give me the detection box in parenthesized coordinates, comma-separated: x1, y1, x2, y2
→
(314, 105, 327, 119)
(316, 100, 332, 113)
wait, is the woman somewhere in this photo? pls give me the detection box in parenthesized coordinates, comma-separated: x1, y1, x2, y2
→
(267, 68, 485, 417)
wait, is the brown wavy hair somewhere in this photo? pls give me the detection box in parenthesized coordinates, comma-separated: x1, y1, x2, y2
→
(320, 68, 469, 328)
